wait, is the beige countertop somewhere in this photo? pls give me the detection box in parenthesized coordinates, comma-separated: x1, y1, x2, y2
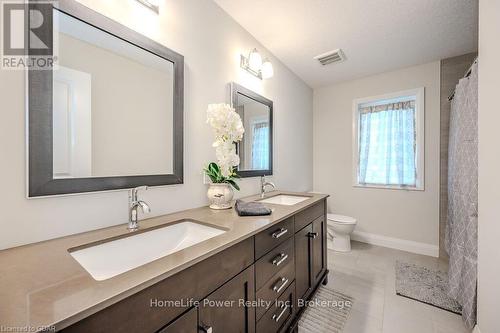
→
(0, 191, 328, 331)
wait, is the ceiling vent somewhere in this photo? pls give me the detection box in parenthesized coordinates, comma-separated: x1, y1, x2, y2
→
(314, 49, 346, 66)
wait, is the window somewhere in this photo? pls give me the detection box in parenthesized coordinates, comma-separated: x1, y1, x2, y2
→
(251, 121, 270, 169)
(352, 88, 424, 190)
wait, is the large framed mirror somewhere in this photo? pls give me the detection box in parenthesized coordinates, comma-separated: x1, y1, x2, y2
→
(28, 0, 184, 197)
(231, 83, 273, 178)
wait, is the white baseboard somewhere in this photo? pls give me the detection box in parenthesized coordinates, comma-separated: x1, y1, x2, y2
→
(351, 231, 439, 257)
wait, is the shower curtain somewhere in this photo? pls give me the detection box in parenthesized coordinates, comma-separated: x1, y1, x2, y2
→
(445, 61, 478, 329)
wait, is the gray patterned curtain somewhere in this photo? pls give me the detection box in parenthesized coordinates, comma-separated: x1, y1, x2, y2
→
(445, 61, 478, 329)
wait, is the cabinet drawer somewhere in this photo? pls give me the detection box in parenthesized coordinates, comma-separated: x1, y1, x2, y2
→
(255, 217, 294, 259)
(256, 260, 295, 320)
(256, 281, 295, 333)
(256, 238, 294, 290)
(295, 201, 325, 231)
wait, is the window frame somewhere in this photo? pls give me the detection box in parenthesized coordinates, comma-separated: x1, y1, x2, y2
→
(352, 88, 425, 191)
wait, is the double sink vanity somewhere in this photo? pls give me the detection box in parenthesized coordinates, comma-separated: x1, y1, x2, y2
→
(0, 192, 329, 333)
(70, 194, 311, 282)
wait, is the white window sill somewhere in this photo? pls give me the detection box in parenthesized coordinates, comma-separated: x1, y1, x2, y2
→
(353, 183, 424, 191)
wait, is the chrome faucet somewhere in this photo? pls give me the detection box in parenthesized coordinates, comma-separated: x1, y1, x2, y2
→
(128, 186, 151, 231)
(260, 175, 276, 198)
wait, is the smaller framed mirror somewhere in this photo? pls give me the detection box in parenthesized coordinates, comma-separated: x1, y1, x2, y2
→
(231, 83, 273, 178)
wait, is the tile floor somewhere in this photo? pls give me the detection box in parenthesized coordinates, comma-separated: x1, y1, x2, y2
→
(325, 241, 471, 333)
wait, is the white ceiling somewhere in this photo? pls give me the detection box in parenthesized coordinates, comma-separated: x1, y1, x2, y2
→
(214, 0, 478, 88)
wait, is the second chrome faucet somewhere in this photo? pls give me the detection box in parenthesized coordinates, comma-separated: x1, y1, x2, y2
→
(260, 175, 276, 198)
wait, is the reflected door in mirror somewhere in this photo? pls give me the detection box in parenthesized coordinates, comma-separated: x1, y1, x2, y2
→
(53, 9, 174, 178)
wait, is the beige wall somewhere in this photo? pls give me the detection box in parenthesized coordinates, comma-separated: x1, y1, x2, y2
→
(477, 1, 500, 332)
(0, 0, 313, 250)
(313, 62, 440, 249)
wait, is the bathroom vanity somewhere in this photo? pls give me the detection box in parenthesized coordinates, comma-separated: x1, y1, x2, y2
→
(0, 192, 328, 333)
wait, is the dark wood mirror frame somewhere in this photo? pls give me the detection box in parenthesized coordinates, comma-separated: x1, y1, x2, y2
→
(28, 0, 184, 197)
(230, 82, 273, 178)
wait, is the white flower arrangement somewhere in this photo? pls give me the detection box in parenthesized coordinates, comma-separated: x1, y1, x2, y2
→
(205, 103, 245, 189)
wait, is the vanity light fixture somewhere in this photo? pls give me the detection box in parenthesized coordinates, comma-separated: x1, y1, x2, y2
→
(240, 48, 274, 79)
(135, 0, 160, 13)
(261, 58, 274, 79)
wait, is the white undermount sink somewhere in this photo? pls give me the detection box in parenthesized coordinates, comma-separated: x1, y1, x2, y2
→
(259, 194, 311, 206)
(69, 221, 226, 281)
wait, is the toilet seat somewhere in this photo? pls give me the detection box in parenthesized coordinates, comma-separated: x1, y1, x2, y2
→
(327, 214, 356, 225)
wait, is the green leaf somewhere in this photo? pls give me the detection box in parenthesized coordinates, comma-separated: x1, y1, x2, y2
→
(209, 162, 220, 174)
(227, 179, 240, 191)
(205, 162, 229, 183)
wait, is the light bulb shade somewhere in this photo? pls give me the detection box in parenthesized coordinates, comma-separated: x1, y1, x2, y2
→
(136, 0, 159, 13)
(261, 60, 274, 79)
(248, 49, 262, 71)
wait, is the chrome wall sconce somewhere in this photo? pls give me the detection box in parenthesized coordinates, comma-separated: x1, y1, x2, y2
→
(135, 0, 160, 13)
(240, 48, 274, 79)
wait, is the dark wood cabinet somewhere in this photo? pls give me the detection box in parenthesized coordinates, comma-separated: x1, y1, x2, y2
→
(294, 216, 327, 303)
(294, 201, 325, 231)
(255, 260, 295, 320)
(61, 238, 254, 333)
(160, 265, 257, 333)
(294, 223, 313, 301)
(60, 198, 328, 333)
(255, 217, 294, 259)
(256, 238, 294, 289)
(158, 307, 197, 333)
(312, 216, 326, 285)
(199, 265, 256, 333)
(256, 282, 295, 333)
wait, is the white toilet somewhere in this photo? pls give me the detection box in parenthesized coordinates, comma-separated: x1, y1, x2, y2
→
(327, 214, 357, 252)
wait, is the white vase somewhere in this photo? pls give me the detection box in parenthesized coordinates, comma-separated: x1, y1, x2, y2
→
(207, 183, 234, 210)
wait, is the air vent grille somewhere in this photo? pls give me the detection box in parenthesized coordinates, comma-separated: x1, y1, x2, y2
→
(314, 49, 346, 66)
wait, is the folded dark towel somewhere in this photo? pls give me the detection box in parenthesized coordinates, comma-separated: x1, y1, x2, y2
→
(235, 199, 272, 216)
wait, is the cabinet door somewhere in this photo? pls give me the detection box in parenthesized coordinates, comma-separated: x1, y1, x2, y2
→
(199, 265, 255, 333)
(312, 216, 326, 285)
(294, 223, 313, 302)
(158, 307, 197, 333)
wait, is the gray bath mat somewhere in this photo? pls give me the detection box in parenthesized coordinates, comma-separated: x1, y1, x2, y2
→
(298, 286, 354, 333)
(395, 261, 462, 314)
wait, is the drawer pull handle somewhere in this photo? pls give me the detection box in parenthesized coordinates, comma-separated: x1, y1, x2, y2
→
(272, 253, 288, 266)
(200, 325, 213, 333)
(308, 232, 318, 239)
(272, 277, 289, 293)
(272, 303, 289, 323)
(272, 228, 288, 239)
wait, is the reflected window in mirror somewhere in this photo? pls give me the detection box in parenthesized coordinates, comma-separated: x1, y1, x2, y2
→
(231, 83, 273, 178)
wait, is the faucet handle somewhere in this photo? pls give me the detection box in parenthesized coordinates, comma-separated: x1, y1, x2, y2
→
(130, 186, 148, 201)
